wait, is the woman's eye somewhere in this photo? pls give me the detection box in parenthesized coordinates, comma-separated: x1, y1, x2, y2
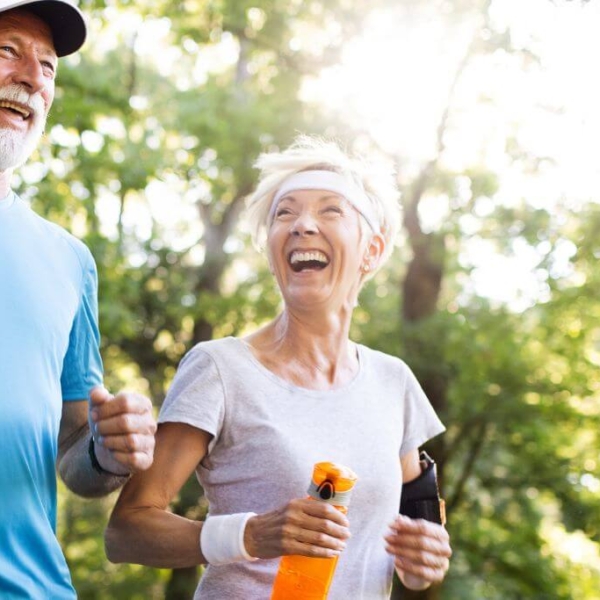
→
(322, 206, 343, 215)
(275, 207, 293, 217)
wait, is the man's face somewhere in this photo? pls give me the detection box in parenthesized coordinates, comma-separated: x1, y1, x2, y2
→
(0, 9, 57, 171)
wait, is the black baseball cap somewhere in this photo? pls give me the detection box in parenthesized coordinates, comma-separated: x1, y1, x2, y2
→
(0, 0, 86, 57)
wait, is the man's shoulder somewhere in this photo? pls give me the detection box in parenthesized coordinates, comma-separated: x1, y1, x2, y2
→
(19, 198, 95, 268)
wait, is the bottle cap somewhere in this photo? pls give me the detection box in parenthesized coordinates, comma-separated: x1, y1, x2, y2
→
(307, 462, 358, 507)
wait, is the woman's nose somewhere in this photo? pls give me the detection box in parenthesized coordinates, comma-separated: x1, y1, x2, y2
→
(290, 211, 319, 236)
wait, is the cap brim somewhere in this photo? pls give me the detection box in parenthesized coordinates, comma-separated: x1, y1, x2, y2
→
(0, 0, 86, 57)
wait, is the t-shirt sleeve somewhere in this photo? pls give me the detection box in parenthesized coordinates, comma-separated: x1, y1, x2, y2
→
(61, 248, 103, 401)
(399, 363, 445, 457)
(158, 346, 226, 441)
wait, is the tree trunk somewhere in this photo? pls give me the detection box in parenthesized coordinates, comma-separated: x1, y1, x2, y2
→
(164, 187, 247, 598)
(391, 581, 442, 600)
(393, 228, 448, 600)
(165, 566, 200, 600)
(395, 153, 448, 600)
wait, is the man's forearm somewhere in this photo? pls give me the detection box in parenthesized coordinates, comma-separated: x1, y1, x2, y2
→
(58, 431, 129, 498)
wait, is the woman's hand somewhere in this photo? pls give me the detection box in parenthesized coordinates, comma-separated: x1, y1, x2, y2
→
(384, 515, 451, 590)
(244, 498, 350, 559)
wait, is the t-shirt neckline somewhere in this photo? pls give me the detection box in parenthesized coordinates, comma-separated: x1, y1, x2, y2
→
(233, 336, 366, 396)
(0, 191, 16, 212)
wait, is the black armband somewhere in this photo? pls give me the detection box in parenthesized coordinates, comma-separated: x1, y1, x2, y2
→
(400, 451, 446, 525)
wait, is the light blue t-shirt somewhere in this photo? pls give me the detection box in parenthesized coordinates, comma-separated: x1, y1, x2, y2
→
(0, 194, 103, 599)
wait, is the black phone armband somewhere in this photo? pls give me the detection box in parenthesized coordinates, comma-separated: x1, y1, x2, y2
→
(399, 451, 446, 525)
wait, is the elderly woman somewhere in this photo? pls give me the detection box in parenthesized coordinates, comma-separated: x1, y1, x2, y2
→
(105, 136, 451, 599)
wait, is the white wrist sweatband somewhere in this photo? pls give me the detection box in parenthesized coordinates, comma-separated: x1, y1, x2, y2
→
(200, 513, 258, 565)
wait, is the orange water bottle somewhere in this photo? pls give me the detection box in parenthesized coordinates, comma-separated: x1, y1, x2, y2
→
(270, 462, 358, 600)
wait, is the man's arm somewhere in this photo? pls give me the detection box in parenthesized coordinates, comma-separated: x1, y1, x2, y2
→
(57, 388, 156, 498)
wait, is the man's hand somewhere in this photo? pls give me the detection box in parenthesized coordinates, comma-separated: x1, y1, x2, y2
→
(89, 386, 156, 476)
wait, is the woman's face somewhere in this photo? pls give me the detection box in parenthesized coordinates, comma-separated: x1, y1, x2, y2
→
(267, 188, 379, 313)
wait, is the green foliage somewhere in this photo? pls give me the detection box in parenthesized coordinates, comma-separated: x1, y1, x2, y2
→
(33, 0, 600, 598)
(57, 484, 169, 599)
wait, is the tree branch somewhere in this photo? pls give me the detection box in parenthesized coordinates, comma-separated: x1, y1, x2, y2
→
(446, 418, 489, 513)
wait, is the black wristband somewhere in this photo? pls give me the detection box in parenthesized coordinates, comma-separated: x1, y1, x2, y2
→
(400, 451, 446, 525)
(88, 436, 129, 477)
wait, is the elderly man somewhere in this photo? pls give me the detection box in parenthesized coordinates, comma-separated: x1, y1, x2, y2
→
(0, 2, 156, 598)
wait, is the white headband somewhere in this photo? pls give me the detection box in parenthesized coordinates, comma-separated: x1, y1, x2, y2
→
(268, 170, 380, 233)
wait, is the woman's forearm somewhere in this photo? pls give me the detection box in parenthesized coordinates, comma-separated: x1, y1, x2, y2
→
(105, 507, 204, 569)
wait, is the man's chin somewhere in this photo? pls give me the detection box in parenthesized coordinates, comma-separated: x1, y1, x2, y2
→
(0, 151, 32, 172)
(0, 130, 44, 172)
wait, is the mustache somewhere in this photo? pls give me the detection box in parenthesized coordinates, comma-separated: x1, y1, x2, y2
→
(0, 85, 45, 118)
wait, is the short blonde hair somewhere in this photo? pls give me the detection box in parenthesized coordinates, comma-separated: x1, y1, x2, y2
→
(245, 135, 401, 271)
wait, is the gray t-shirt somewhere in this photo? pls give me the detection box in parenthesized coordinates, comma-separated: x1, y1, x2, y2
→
(159, 337, 445, 600)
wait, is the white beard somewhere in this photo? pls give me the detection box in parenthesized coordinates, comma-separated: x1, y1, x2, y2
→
(0, 85, 47, 172)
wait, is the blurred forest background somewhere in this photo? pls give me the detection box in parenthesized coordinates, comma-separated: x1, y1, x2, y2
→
(21, 0, 600, 597)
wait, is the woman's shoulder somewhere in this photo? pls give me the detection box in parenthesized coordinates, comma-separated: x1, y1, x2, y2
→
(358, 343, 410, 372)
(180, 337, 242, 367)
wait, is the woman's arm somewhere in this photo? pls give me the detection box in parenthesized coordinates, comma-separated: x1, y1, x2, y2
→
(384, 449, 452, 590)
(105, 422, 210, 568)
(106, 422, 350, 569)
